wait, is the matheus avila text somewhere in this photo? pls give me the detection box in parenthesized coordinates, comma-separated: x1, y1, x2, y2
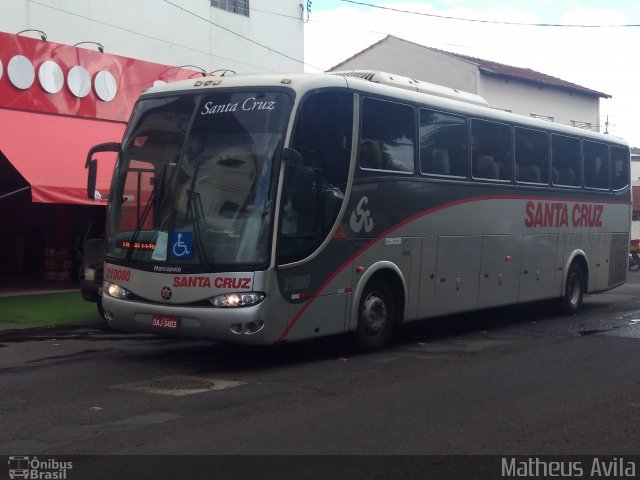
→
(502, 457, 637, 478)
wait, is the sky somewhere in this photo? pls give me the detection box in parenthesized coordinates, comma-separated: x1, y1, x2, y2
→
(303, 0, 640, 147)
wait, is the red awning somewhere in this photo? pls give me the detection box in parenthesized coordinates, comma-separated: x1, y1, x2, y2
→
(0, 109, 125, 205)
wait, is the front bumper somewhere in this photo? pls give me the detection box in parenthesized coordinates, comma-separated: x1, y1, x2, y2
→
(101, 294, 281, 345)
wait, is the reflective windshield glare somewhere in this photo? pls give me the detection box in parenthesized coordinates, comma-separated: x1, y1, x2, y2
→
(108, 91, 291, 267)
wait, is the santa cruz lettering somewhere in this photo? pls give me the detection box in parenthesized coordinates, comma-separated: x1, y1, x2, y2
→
(200, 97, 277, 115)
(525, 201, 603, 228)
(214, 277, 251, 289)
(173, 276, 211, 288)
(172, 276, 251, 289)
(105, 267, 131, 281)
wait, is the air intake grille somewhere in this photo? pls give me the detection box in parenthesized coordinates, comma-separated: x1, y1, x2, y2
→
(332, 71, 376, 81)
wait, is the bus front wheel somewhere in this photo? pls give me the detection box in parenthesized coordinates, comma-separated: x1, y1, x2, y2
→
(560, 262, 585, 314)
(354, 279, 395, 351)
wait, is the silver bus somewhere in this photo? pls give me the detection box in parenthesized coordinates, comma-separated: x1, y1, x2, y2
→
(86, 71, 630, 351)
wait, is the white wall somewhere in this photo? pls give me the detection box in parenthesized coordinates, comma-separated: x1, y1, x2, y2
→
(2, 0, 304, 73)
(331, 36, 479, 94)
(631, 158, 640, 183)
(479, 75, 600, 131)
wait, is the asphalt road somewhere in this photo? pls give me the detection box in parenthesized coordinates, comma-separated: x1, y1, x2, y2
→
(2, 275, 640, 475)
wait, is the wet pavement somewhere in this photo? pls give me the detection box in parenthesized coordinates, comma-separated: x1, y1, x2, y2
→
(1, 273, 640, 456)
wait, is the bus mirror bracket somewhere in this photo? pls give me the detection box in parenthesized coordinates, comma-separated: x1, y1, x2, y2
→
(85, 142, 121, 200)
(87, 159, 98, 200)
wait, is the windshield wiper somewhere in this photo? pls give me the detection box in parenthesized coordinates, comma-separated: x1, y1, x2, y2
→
(184, 161, 211, 266)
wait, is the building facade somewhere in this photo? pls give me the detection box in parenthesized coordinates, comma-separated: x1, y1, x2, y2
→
(2, 0, 304, 74)
(0, 1, 304, 283)
(329, 35, 609, 133)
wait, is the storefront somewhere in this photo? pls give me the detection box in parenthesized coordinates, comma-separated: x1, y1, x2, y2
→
(0, 31, 197, 283)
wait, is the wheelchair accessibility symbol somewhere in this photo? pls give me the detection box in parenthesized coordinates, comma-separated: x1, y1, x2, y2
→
(171, 232, 193, 260)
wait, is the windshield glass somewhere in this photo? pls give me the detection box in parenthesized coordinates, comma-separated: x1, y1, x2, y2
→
(107, 90, 291, 268)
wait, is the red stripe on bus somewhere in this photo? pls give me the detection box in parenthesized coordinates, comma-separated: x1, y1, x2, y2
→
(276, 193, 630, 341)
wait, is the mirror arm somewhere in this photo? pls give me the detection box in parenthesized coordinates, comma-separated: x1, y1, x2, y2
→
(85, 142, 121, 200)
(85, 142, 121, 168)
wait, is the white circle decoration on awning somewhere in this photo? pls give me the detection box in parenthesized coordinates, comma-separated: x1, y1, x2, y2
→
(8, 55, 35, 90)
(0, 59, 3, 80)
(67, 66, 91, 98)
(94, 70, 117, 101)
(153, 80, 167, 87)
(38, 60, 64, 94)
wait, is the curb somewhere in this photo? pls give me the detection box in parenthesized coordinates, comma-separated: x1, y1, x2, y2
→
(0, 319, 105, 334)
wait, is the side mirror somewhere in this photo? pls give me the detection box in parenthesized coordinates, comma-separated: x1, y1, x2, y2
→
(85, 142, 121, 200)
(292, 166, 316, 212)
(281, 146, 316, 211)
(282, 147, 302, 168)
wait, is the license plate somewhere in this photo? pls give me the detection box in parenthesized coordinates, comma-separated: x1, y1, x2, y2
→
(151, 315, 179, 330)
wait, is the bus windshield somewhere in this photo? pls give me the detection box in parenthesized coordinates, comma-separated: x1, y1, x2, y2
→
(107, 90, 292, 268)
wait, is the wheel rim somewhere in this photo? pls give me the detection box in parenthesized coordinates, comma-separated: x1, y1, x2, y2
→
(360, 292, 387, 334)
(567, 273, 581, 306)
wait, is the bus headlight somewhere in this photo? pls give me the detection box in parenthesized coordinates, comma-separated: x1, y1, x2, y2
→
(103, 281, 130, 299)
(210, 292, 265, 308)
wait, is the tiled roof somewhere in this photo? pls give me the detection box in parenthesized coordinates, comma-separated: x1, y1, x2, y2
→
(445, 51, 611, 98)
(329, 35, 611, 99)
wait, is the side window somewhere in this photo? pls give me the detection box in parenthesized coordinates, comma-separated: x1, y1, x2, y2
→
(471, 119, 512, 181)
(611, 146, 629, 191)
(584, 140, 609, 190)
(278, 90, 353, 264)
(515, 127, 549, 184)
(551, 134, 581, 187)
(419, 109, 468, 177)
(359, 98, 415, 173)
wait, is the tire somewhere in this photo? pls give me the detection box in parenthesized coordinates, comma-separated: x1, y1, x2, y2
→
(560, 262, 584, 314)
(353, 279, 396, 352)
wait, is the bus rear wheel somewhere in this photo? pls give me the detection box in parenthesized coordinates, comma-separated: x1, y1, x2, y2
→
(354, 279, 395, 351)
(560, 262, 585, 314)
